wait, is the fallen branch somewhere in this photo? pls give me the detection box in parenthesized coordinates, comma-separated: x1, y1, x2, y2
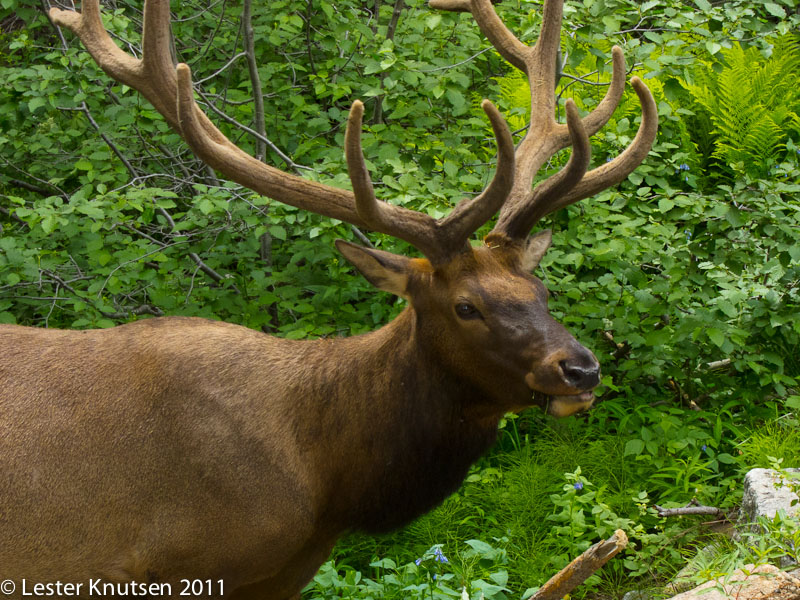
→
(655, 504, 727, 519)
(705, 358, 732, 370)
(530, 529, 628, 600)
(100, 304, 165, 320)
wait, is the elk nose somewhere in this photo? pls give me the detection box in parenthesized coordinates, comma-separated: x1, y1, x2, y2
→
(559, 356, 601, 390)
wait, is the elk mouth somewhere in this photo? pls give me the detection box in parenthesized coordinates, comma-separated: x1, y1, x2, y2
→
(526, 373, 596, 417)
(538, 391, 595, 418)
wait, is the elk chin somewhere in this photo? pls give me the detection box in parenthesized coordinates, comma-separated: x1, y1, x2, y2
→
(526, 373, 596, 418)
(540, 392, 595, 418)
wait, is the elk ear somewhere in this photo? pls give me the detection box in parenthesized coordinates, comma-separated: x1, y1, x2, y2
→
(335, 239, 411, 298)
(522, 229, 553, 271)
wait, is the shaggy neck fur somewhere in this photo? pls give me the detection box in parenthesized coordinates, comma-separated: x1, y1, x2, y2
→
(289, 308, 503, 534)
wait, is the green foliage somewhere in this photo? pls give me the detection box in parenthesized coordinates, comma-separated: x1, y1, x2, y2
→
(740, 418, 800, 468)
(675, 509, 800, 592)
(337, 402, 750, 597)
(538, 164, 800, 420)
(306, 540, 511, 600)
(680, 35, 800, 180)
(2, 0, 800, 598)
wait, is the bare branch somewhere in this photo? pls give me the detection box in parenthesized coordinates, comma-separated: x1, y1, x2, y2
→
(655, 504, 729, 519)
(531, 530, 628, 600)
(241, 0, 265, 160)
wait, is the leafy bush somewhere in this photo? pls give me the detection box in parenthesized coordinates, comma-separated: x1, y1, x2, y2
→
(306, 539, 511, 600)
(679, 34, 800, 181)
(2, 1, 800, 598)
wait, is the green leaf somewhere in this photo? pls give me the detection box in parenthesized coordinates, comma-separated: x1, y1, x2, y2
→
(695, 0, 712, 11)
(197, 198, 215, 215)
(40, 214, 57, 234)
(27, 96, 47, 113)
(658, 198, 675, 212)
(445, 88, 465, 112)
(624, 439, 645, 457)
(715, 299, 738, 319)
(707, 328, 725, 347)
(426, 14, 441, 30)
(764, 3, 786, 17)
(601, 15, 620, 33)
(269, 225, 287, 240)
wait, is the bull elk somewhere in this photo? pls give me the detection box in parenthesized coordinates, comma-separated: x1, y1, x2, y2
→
(0, 1, 656, 598)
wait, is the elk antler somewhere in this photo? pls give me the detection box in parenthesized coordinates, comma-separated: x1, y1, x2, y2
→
(345, 99, 514, 261)
(431, 0, 658, 241)
(49, 0, 515, 265)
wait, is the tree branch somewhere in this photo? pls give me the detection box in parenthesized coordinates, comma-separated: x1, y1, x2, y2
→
(530, 530, 628, 600)
(655, 504, 728, 520)
(242, 0, 266, 161)
(371, 0, 406, 125)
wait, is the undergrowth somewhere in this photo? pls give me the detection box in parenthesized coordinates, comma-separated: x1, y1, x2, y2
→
(312, 401, 800, 600)
(2, 4, 799, 600)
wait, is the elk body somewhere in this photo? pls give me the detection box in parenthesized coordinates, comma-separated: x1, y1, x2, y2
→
(0, 1, 656, 599)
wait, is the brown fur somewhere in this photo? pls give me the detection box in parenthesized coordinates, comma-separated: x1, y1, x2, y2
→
(0, 239, 598, 599)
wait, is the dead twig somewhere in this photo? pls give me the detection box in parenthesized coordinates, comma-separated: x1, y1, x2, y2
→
(530, 529, 628, 600)
(655, 500, 728, 520)
(705, 358, 732, 370)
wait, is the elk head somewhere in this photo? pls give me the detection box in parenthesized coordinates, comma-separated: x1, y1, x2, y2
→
(49, 0, 657, 418)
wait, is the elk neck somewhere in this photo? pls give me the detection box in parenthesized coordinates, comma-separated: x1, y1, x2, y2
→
(286, 306, 505, 534)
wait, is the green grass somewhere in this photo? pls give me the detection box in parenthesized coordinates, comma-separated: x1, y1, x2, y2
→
(738, 416, 800, 469)
(311, 394, 800, 600)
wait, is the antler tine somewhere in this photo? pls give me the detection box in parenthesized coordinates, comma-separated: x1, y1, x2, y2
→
(495, 100, 590, 239)
(344, 100, 441, 261)
(438, 100, 515, 250)
(430, 1, 528, 71)
(436, 0, 627, 139)
(579, 46, 627, 138)
(541, 77, 658, 212)
(428, 0, 472, 12)
(49, 1, 142, 90)
(493, 70, 656, 236)
(431, 0, 658, 241)
(174, 64, 363, 226)
(52, 0, 517, 265)
(51, 1, 370, 227)
(346, 99, 515, 264)
(50, 0, 179, 132)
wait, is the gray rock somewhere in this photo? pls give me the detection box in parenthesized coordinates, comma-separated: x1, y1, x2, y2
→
(740, 468, 800, 529)
(664, 563, 800, 600)
(738, 468, 800, 567)
(621, 591, 650, 600)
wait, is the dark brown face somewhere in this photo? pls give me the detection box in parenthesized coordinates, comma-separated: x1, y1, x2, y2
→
(408, 242, 600, 416)
(335, 234, 600, 417)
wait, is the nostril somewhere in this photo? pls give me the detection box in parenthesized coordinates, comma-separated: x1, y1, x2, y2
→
(559, 359, 601, 390)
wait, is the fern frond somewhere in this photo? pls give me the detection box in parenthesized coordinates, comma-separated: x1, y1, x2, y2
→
(494, 68, 530, 131)
(680, 33, 800, 178)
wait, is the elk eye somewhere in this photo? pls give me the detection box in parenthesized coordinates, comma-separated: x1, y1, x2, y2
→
(455, 302, 481, 320)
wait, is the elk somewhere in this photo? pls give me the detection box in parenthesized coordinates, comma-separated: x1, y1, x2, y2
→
(0, 1, 656, 598)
